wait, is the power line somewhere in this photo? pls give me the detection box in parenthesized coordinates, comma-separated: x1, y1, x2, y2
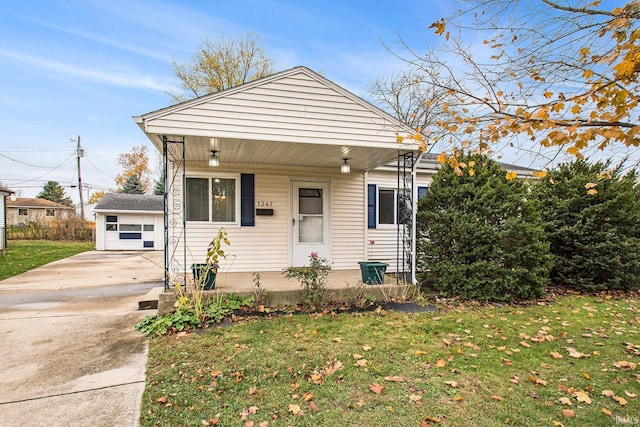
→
(5, 154, 76, 185)
(0, 152, 73, 169)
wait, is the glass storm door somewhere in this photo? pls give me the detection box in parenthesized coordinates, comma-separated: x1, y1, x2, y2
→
(292, 181, 330, 267)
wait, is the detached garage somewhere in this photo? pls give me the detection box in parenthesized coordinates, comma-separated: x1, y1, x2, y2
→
(94, 193, 163, 251)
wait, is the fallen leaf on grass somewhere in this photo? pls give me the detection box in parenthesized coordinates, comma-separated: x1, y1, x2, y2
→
(356, 359, 368, 367)
(353, 354, 363, 360)
(613, 396, 628, 406)
(624, 390, 637, 398)
(410, 394, 422, 402)
(550, 351, 563, 359)
(602, 407, 613, 416)
(558, 397, 573, 406)
(385, 376, 405, 382)
(565, 347, 589, 359)
(445, 381, 458, 388)
(369, 383, 384, 394)
(613, 361, 637, 370)
(303, 392, 313, 402)
(529, 375, 547, 386)
(248, 406, 258, 414)
(157, 395, 168, 403)
(288, 404, 303, 415)
(520, 341, 531, 348)
(436, 359, 446, 368)
(308, 401, 320, 412)
(602, 390, 615, 397)
(423, 415, 441, 424)
(574, 391, 592, 405)
(491, 395, 504, 401)
(563, 409, 575, 418)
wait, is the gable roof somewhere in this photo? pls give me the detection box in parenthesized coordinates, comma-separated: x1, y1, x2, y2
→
(7, 198, 74, 209)
(94, 193, 163, 213)
(134, 66, 420, 171)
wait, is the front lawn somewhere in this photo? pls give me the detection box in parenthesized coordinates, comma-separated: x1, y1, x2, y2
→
(0, 240, 94, 281)
(142, 295, 639, 426)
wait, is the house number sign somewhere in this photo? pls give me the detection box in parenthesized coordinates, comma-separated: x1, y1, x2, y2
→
(256, 201, 273, 207)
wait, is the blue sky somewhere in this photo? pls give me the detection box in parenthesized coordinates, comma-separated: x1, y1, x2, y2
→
(0, 0, 447, 201)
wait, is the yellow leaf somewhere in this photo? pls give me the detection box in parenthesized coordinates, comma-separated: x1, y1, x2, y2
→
(429, 19, 446, 36)
(505, 171, 517, 181)
(550, 351, 563, 359)
(437, 152, 447, 164)
(582, 372, 591, 380)
(396, 135, 404, 143)
(585, 182, 598, 189)
(587, 188, 598, 195)
(543, 91, 553, 98)
(602, 407, 613, 416)
(468, 169, 475, 177)
(436, 359, 447, 368)
(532, 170, 547, 178)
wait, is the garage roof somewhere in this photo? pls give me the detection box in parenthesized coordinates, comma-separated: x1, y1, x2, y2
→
(94, 193, 163, 213)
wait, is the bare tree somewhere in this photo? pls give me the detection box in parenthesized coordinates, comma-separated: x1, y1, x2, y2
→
(169, 32, 276, 103)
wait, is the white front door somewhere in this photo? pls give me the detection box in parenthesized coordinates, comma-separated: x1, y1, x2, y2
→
(292, 180, 331, 266)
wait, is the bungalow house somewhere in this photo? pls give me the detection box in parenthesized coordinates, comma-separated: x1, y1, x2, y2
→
(94, 193, 163, 251)
(6, 198, 76, 226)
(134, 66, 424, 288)
(0, 187, 14, 254)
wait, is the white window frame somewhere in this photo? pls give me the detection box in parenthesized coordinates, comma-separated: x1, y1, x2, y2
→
(185, 172, 241, 226)
(377, 187, 398, 228)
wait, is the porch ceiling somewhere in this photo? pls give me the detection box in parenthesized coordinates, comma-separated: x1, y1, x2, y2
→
(150, 134, 418, 171)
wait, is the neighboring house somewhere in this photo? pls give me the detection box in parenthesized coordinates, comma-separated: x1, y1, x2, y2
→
(0, 187, 14, 253)
(94, 193, 163, 251)
(6, 198, 75, 226)
(133, 66, 535, 287)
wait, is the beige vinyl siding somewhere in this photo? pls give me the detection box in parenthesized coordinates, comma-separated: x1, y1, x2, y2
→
(170, 163, 366, 273)
(145, 72, 406, 145)
(331, 173, 365, 270)
(366, 170, 433, 272)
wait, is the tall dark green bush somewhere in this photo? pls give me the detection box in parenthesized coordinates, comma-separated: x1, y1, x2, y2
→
(417, 153, 551, 301)
(534, 160, 640, 292)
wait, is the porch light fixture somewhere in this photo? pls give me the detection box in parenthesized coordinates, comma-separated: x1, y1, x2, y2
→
(209, 150, 220, 167)
(341, 158, 350, 173)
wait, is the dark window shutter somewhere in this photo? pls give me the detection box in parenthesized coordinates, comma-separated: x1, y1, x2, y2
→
(418, 186, 429, 200)
(240, 174, 255, 226)
(367, 184, 376, 229)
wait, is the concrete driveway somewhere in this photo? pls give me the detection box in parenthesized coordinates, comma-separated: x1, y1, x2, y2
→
(0, 250, 164, 427)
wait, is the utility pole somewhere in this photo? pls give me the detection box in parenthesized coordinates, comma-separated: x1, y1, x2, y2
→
(76, 135, 85, 222)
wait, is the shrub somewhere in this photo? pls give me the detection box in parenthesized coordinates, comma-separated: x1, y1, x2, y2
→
(533, 160, 640, 291)
(283, 252, 329, 306)
(417, 152, 551, 301)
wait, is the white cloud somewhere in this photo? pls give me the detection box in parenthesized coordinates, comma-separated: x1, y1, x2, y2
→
(0, 48, 176, 92)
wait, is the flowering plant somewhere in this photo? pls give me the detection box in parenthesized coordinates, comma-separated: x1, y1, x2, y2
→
(283, 252, 329, 307)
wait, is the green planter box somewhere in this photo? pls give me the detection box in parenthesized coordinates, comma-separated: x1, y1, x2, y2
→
(191, 264, 217, 290)
(358, 261, 389, 285)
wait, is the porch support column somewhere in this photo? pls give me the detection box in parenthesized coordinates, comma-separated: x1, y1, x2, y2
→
(162, 136, 186, 291)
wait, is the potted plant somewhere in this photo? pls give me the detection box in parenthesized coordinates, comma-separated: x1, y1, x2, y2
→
(358, 240, 388, 285)
(191, 228, 230, 290)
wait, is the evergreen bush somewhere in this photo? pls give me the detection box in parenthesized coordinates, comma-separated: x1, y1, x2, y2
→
(534, 160, 640, 292)
(417, 152, 551, 301)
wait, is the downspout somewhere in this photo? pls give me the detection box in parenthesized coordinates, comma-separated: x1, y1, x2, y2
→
(411, 150, 426, 286)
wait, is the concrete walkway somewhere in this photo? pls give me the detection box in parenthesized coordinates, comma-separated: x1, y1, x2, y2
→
(0, 250, 164, 427)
